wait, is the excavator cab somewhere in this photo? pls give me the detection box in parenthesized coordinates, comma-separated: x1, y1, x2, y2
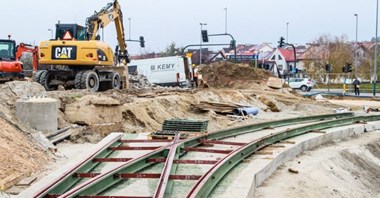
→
(0, 39, 16, 61)
(55, 24, 88, 41)
(0, 39, 24, 80)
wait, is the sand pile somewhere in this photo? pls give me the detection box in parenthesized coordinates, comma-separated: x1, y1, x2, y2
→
(0, 117, 49, 190)
(199, 62, 273, 89)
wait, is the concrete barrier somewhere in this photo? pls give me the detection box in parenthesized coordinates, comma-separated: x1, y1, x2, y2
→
(212, 121, 380, 198)
(16, 97, 58, 134)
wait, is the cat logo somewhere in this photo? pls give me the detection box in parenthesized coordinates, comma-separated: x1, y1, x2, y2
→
(52, 46, 77, 60)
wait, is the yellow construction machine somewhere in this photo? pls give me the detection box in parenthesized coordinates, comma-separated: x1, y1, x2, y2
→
(36, 0, 129, 91)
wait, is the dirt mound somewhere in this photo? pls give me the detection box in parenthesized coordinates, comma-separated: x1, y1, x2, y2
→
(199, 62, 274, 89)
(0, 117, 49, 190)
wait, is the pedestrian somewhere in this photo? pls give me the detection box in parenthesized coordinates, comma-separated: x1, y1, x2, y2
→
(193, 65, 199, 88)
(353, 77, 361, 96)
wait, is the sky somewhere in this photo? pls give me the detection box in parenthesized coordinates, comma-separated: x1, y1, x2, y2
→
(0, 0, 376, 54)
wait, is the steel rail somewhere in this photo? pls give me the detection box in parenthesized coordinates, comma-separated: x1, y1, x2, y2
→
(51, 113, 353, 197)
(35, 134, 172, 198)
(59, 148, 168, 197)
(186, 114, 380, 197)
(153, 134, 181, 197)
(33, 133, 124, 198)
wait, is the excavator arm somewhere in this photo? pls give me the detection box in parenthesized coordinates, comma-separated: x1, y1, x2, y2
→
(86, 0, 129, 65)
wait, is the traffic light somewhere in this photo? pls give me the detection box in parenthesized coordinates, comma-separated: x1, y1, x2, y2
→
(139, 36, 145, 48)
(201, 30, 209, 43)
(230, 40, 236, 49)
(342, 66, 347, 73)
(278, 37, 285, 48)
(325, 64, 331, 73)
(347, 63, 352, 72)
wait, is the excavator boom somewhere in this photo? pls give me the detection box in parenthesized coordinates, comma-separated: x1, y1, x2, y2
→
(86, 0, 128, 65)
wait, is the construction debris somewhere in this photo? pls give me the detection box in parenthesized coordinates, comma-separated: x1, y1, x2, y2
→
(257, 95, 281, 112)
(288, 168, 299, 174)
(149, 130, 190, 139)
(315, 94, 326, 101)
(129, 74, 151, 89)
(192, 101, 247, 114)
(162, 119, 209, 132)
(150, 119, 209, 139)
(267, 77, 285, 89)
(363, 105, 380, 113)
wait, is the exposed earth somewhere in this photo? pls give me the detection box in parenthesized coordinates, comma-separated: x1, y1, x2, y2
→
(0, 62, 377, 196)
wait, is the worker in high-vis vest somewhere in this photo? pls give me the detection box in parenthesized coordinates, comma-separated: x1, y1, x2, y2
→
(193, 65, 199, 88)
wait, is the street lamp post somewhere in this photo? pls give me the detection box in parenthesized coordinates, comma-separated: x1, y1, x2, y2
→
(286, 22, 289, 42)
(375, 0, 379, 97)
(128, 18, 131, 40)
(200, 23, 207, 65)
(48, 29, 53, 39)
(224, 8, 228, 34)
(354, 14, 358, 77)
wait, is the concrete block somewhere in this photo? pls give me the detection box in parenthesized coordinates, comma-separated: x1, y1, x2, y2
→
(16, 97, 57, 133)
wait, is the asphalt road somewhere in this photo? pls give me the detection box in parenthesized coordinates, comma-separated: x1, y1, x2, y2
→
(297, 88, 380, 98)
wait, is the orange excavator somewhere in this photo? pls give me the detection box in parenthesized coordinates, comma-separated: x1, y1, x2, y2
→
(0, 35, 38, 81)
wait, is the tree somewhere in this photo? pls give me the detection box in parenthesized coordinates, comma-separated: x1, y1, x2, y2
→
(160, 42, 182, 57)
(303, 34, 354, 82)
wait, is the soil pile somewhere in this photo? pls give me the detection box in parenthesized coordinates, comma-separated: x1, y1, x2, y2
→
(199, 62, 273, 89)
(0, 117, 49, 190)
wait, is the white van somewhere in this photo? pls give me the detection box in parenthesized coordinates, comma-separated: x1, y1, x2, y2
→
(129, 56, 193, 87)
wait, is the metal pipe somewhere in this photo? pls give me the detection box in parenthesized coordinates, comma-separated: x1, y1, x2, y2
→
(234, 107, 259, 116)
(181, 43, 231, 54)
(46, 126, 71, 139)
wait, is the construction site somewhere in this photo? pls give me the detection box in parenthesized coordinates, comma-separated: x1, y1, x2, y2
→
(1, 0, 380, 198)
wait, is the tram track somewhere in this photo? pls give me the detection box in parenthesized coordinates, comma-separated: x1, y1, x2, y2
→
(29, 112, 380, 198)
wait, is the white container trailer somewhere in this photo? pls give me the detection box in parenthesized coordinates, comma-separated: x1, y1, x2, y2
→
(129, 56, 193, 87)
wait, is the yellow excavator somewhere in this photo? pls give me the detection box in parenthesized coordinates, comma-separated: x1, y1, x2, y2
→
(36, 0, 129, 91)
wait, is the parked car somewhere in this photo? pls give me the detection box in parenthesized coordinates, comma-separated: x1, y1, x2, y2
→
(286, 78, 314, 92)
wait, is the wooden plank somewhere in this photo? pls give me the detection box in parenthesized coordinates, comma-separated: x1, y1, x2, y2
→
(16, 175, 37, 187)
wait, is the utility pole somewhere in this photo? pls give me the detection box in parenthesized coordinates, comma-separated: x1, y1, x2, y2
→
(286, 22, 289, 42)
(224, 8, 228, 34)
(375, 0, 379, 96)
(354, 14, 358, 77)
(48, 29, 53, 39)
(128, 18, 131, 40)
